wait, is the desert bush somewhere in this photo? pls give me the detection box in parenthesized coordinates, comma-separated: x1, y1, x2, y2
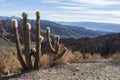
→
(84, 53, 92, 60)
(59, 50, 83, 63)
(39, 54, 54, 68)
(92, 53, 102, 60)
(109, 52, 120, 60)
(0, 46, 21, 76)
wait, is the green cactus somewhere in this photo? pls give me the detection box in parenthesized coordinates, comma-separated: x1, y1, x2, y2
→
(11, 19, 27, 69)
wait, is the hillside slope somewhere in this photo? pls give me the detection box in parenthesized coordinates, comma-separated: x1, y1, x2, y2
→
(0, 19, 107, 43)
(59, 33, 120, 56)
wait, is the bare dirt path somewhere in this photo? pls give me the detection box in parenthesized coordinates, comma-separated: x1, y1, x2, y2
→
(1, 59, 120, 80)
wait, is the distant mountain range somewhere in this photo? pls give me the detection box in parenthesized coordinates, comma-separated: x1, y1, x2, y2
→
(57, 22, 120, 32)
(0, 16, 21, 20)
(0, 16, 120, 33)
(0, 16, 108, 43)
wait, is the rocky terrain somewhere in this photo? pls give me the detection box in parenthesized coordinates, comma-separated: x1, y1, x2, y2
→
(1, 59, 120, 80)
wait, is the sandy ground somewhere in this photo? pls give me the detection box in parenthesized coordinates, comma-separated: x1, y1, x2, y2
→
(1, 59, 120, 80)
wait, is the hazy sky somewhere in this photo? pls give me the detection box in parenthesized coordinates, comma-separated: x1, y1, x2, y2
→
(0, 0, 120, 23)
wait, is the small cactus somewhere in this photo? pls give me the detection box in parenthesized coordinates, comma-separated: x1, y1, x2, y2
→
(46, 27, 56, 54)
(46, 27, 67, 60)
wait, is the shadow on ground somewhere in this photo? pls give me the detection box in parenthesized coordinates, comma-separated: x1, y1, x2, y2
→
(0, 69, 38, 80)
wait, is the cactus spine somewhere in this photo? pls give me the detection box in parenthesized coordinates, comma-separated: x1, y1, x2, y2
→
(34, 11, 41, 68)
(11, 19, 27, 69)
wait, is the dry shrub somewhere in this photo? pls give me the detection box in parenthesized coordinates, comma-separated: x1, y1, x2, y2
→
(110, 52, 120, 60)
(92, 53, 102, 60)
(59, 50, 83, 63)
(39, 54, 54, 68)
(72, 51, 83, 62)
(0, 46, 22, 76)
(84, 53, 92, 60)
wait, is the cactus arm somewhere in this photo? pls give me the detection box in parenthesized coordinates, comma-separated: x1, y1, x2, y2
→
(34, 11, 40, 68)
(25, 23, 32, 68)
(46, 27, 56, 54)
(39, 36, 43, 56)
(54, 36, 60, 54)
(22, 12, 27, 52)
(22, 12, 33, 69)
(54, 47, 67, 61)
(12, 19, 27, 69)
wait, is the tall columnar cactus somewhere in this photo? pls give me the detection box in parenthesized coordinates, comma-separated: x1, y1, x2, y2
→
(11, 19, 27, 69)
(25, 23, 32, 68)
(12, 11, 68, 70)
(12, 11, 42, 70)
(22, 12, 27, 51)
(22, 12, 32, 69)
(34, 11, 41, 68)
(46, 27, 67, 60)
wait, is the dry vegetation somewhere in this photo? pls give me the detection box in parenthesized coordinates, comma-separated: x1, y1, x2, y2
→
(0, 11, 120, 78)
(92, 53, 102, 60)
(0, 46, 22, 76)
(0, 45, 120, 77)
(109, 52, 120, 60)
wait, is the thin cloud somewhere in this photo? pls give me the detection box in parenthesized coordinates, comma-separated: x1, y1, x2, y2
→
(64, 10, 120, 16)
(59, 2, 80, 6)
(57, 6, 86, 11)
(71, 0, 120, 6)
(0, 0, 119, 24)
(42, 0, 60, 3)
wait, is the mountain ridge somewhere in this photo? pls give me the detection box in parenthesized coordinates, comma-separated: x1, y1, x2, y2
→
(57, 21, 120, 32)
(0, 16, 108, 43)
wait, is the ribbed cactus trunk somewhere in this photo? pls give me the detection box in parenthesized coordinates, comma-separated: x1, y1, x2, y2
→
(25, 23, 32, 68)
(34, 11, 41, 68)
(46, 27, 67, 60)
(12, 19, 27, 69)
(22, 12, 27, 52)
(54, 36, 60, 54)
(22, 12, 32, 69)
(46, 27, 56, 54)
(12, 11, 67, 70)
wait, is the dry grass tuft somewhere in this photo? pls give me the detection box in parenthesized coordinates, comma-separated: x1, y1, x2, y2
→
(39, 54, 54, 68)
(72, 51, 83, 62)
(92, 53, 102, 60)
(0, 46, 22, 76)
(59, 50, 83, 63)
(84, 53, 92, 60)
(109, 52, 120, 60)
